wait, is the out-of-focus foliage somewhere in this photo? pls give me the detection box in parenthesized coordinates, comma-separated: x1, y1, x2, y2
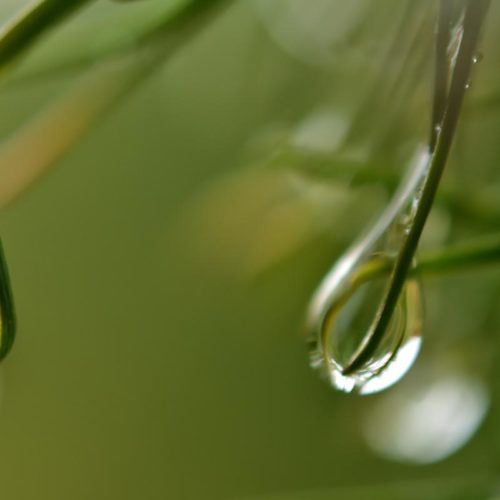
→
(0, 1, 500, 499)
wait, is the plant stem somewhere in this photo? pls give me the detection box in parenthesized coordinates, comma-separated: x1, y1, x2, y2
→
(430, 0, 452, 151)
(357, 233, 500, 283)
(0, 0, 94, 74)
(343, 0, 490, 375)
(416, 233, 500, 275)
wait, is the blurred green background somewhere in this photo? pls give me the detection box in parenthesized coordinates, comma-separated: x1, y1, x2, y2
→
(1, 1, 500, 499)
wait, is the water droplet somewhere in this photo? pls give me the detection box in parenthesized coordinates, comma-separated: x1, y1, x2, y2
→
(472, 51, 483, 64)
(305, 147, 430, 395)
(308, 255, 423, 395)
(465, 82, 471, 90)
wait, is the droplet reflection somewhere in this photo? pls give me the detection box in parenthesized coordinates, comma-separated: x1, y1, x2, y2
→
(363, 374, 489, 464)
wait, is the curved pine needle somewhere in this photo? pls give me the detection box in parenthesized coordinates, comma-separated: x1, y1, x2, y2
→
(343, 0, 491, 375)
(0, 0, 228, 362)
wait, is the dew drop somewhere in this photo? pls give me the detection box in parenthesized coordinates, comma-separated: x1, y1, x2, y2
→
(472, 51, 483, 64)
(308, 255, 423, 395)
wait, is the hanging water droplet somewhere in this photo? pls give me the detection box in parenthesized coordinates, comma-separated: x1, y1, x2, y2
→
(306, 147, 430, 395)
(309, 255, 423, 395)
